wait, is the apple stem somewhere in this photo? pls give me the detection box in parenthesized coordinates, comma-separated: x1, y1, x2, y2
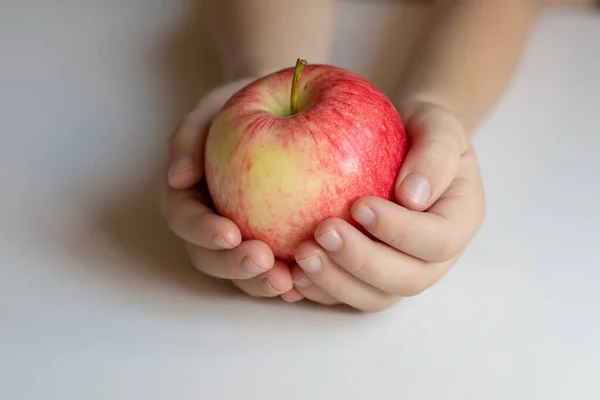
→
(290, 58, 307, 115)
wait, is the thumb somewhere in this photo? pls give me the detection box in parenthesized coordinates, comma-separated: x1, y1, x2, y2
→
(168, 77, 256, 190)
(395, 104, 469, 211)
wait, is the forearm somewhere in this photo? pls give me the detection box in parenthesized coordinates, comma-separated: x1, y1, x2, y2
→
(207, 0, 337, 81)
(397, 0, 544, 133)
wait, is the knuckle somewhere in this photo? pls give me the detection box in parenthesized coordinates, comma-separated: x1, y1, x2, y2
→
(389, 265, 432, 297)
(425, 221, 460, 262)
(430, 234, 460, 263)
(344, 252, 370, 275)
(388, 227, 413, 252)
(424, 104, 468, 149)
(400, 279, 430, 297)
(423, 137, 460, 171)
(317, 277, 345, 300)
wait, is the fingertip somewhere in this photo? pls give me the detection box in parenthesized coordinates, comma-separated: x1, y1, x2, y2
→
(313, 217, 346, 238)
(219, 229, 242, 248)
(196, 213, 242, 249)
(351, 196, 377, 213)
(290, 264, 313, 289)
(239, 240, 275, 271)
(290, 263, 305, 281)
(264, 261, 294, 293)
(294, 240, 321, 262)
(259, 276, 284, 296)
(281, 288, 304, 303)
(395, 173, 433, 210)
(351, 206, 376, 229)
(168, 174, 196, 190)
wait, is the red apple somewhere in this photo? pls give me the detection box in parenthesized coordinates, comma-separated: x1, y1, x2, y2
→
(205, 59, 408, 262)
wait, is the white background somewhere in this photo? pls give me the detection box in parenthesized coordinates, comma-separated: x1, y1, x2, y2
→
(1, 1, 599, 399)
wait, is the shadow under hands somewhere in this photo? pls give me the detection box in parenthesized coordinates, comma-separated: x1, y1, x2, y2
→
(82, 1, 236, 300)
(93, 178, 239, 299)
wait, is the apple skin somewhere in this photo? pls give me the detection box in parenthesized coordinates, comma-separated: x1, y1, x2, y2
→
(204, 64, 408, 263)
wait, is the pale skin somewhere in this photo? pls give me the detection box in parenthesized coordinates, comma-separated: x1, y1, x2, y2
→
(161, 0, 597, 311)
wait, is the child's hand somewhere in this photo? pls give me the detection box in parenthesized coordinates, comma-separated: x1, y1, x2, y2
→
(291, 103, 486, 312)
(160, 79, 294, 298)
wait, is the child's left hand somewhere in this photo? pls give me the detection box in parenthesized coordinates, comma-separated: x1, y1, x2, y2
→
(284, 103, 486, 311)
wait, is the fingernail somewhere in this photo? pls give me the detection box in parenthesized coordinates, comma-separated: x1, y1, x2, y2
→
(168, 155, 194, 180)
(399, 174, 431, 205)
(261, 278, 283, 295)
(281, 290, 303, 303)
(296, 255, 323, 274)
(294, 276, 313, 288)
(212, 233, 234, 249)
(352, 206, 375, 226)
(241, 256, 266, 275)
(292, 267, 313, 287)
(281, 293, 296, 303)
(315, 230, 343, 252)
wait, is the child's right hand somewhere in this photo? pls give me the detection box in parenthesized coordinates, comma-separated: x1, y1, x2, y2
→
(160, 79, 297, 300)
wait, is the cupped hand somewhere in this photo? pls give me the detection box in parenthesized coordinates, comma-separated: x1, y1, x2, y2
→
(291, 103, 486, 312)
(160, 78, 295, 299)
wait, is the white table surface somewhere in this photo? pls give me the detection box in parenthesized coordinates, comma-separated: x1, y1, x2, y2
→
(1, 2, 599, 399)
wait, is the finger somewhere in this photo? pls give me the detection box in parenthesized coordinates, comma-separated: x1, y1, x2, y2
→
(351, 196, 454, 263)
(309, 218, 456, 296)
(294, 242, 399, 312)
(162, 186, 242, 249)
(186, 240, 275, 280)
(351, 146, 485, 263)
(232, 261, 294, 298)
(290, 264, 340, 306)
(295, 284, 340, 306)
(395, 104, 469, 211)
(168, 119, 209, 190)
(281, 288, 305, 303)
(427, 149, 486, 242)
(168, 77, 256, 189)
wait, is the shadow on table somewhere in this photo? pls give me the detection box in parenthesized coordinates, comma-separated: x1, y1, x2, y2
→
(71, 0, 240, 303)
(92, 176, 357, 315)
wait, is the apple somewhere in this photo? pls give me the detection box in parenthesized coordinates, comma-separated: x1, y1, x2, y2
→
(205, 59, 408, 262)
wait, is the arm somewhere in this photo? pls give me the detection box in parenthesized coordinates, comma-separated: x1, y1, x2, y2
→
(206, 0, 337, 81)
(397, 0, 545, 133)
